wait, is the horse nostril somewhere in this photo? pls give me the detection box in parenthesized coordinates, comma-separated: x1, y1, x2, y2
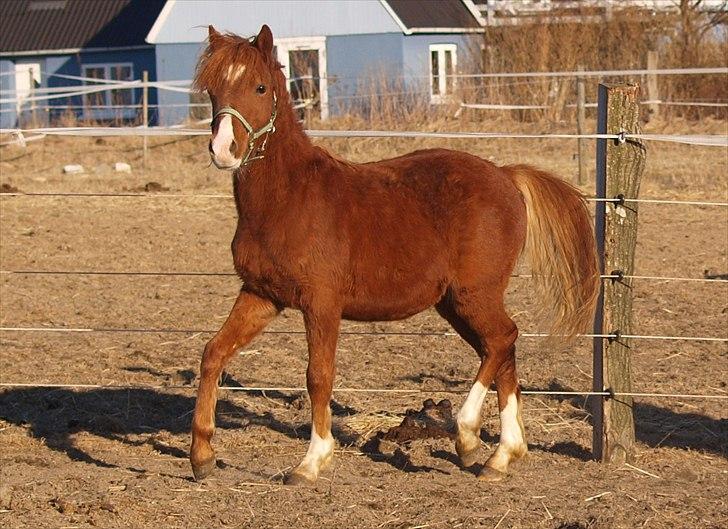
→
(229, 139, 237, 156)
(208, 140, 214, 154)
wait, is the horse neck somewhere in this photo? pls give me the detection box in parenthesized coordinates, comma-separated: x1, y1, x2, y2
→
(232, 91, 316, 218)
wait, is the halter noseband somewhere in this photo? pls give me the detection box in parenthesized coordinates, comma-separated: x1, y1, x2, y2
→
(212, 92, 278, 166)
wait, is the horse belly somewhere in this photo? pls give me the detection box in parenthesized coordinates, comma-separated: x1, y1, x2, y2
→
(342, 260, 449, 321)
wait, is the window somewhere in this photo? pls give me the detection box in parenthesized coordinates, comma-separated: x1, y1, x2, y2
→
(14, 63, 41, 113)
(82, 63, 134, 120)
(275, 37, 328, 120)
(429, 44, 457, 104)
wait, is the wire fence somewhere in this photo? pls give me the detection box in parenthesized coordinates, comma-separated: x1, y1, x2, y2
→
(2, 66, 726, 126)
(0, 382, 725, 401)
(2, 127, 727, 148)
(1, 269, 726, 283)
(1, 324, 727, 343)
(1, 74, 727, 413)
(1, 189, 727, 208)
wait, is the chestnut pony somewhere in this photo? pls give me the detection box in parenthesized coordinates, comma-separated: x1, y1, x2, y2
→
(190, 25, 599, 485)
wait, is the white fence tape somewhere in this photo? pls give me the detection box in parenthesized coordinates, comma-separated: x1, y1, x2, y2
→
(18, 66, 728, 87)
(454, 67, 728, 79)
(1, 126, 726, 147)
(463, 100, 728, 111)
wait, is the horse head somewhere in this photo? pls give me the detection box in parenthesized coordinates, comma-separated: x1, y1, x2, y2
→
(195, 25, 281, 170)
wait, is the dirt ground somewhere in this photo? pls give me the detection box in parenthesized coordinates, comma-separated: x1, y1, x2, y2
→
(0, 116, 726, 528)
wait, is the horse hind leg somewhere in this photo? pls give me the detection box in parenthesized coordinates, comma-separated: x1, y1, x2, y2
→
(437, 297, 527, 479)
(481, 353, 528, 481)
(436, 300, 485, 467)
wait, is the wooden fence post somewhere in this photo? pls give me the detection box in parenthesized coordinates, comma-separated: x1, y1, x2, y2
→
(646, 51, 659, 121)
(29, 67, 37, 127)
(142, 70, 149, 169)
(592, 83, 646, 464)
(576, 66, 586, 186)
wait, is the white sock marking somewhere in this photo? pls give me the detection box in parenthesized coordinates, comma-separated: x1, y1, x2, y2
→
(298, 424, 334, 477)
(499, 393, 524, 448)
(458, 381, 488, 432)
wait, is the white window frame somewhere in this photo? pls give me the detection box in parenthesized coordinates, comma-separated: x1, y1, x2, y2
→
(81, 62, 135, 120)
(275, 36, 328, 120)
(14, 63, 41, 113)
(429, 44, 457, 104)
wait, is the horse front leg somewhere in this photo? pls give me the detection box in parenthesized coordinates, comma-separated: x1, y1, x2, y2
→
(190, 290, 278, 481)
(284, 305, 341, 486)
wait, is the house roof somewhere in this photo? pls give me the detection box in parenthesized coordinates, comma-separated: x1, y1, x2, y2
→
(0, 0, 166, 54)
(384, 0, 484, 32)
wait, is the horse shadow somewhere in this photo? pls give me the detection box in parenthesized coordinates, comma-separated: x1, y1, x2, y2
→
(0, 374, 446, 478)
(530, 380, 727, 458)
(3, 377, 719, 480)
(0, 378, 362, 477)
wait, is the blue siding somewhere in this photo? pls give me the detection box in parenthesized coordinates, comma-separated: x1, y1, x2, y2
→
(154, 33, 479, 123)
(154, 42, 205, 125)
(151, 0, 401, 44)
(326, 33, 404, 116)
(1, 59, 17, 129)
(401, 34, 475, 94)
(1, 48, 157, 127)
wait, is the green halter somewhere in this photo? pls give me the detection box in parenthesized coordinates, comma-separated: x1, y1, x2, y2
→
(212, 92, 278, 166)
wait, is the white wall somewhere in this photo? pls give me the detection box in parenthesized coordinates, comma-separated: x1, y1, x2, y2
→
(148, 0, 402, 44)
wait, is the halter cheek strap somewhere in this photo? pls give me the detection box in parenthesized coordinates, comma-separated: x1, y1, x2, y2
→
(212, 92, 278, 166)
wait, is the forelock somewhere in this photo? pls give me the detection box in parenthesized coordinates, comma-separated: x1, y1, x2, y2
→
(193, 34, 265, 92)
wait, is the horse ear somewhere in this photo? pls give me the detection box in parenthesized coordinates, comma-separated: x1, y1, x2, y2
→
(255, 24, 274, 55)
(208, 25, 221, 45)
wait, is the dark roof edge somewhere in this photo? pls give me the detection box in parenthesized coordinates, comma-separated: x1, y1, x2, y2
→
(408, 27, 485, 34)
(380, 0, 484, 34)
(0, 44, 154, 58)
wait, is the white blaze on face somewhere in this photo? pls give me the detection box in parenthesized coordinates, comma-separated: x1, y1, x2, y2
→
(210, 114, 239, 168)
(226, 63, 246, 82)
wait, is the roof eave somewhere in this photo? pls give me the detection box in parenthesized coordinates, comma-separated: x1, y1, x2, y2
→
(461, 0, 488, 26)
(380, 0, 485, 35)
(379, 0, 413, 35)
(145, 0, 177, 44)
(407, 27, 485, 34)
(0, 44, 155, 58)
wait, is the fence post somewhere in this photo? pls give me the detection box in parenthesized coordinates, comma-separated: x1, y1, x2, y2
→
(592, 83, 646, 464)
(576, 66, 586, 185)
(646, 51, 659, 120)
(142, 70, 149, 169)
(29, 67, 37, 127)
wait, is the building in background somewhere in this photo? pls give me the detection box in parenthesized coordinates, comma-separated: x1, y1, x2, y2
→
(0, 0, 166, 129)
(0, 0, 484, 127)
(472, 0, 727, 26)
(146, 0, 484, 124)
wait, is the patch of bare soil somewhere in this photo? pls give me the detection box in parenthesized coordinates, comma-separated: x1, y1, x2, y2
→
(0, 129, 726, 528)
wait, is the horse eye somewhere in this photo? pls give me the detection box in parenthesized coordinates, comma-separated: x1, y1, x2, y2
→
(256, 84, 266, 94)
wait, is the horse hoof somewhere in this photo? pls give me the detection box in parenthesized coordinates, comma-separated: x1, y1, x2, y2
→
(478, 466, 507, 482)
(458, 448, 480, 468)
(456, 437, 480, 468)
(191, 458, 217, 481)
(283, 470, 316, 487)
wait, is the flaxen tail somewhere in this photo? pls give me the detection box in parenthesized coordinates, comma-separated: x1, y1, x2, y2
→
(508, 165, 600, 340)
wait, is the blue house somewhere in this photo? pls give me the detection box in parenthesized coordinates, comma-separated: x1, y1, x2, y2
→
(0, 0, 166, 128)
(1, 0, 484, 127)
(148, 0, 485, 123)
